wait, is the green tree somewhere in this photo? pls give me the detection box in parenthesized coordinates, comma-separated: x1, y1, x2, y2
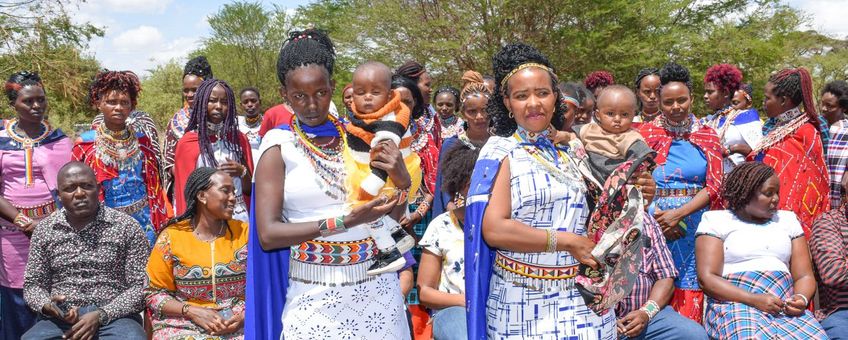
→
(137, 60, 184, 131)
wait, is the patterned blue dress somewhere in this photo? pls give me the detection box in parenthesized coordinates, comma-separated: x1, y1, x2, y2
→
(483, 136, 615, 339)
(102, 160, 156, 247)
(647, 140, 707, 292)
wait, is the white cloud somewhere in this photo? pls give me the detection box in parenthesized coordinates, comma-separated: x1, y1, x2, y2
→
(792, 0, 848, 38)
(112, 26, 164, 53)
(87, 0, 173, 14)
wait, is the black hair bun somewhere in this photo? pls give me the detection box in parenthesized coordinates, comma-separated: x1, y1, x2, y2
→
(659, 62, 690, 87)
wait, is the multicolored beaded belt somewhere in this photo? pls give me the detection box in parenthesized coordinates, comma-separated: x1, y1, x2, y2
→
(656, 187, 702, 197)
(114, 199, 148, 216)
(13, 200, 58, 219)
(291, 238, 377, 266)
(495, 251, 578, 280)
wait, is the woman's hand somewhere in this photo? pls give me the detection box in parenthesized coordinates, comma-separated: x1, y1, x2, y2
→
(628, 171, 656, 207)
(400, 210, 423, 229)
(187, 306, 226, 334)
(728, 143, 752, 157)
(217, 159, 246, 178)
(345, 194, 400, 227)
(561, 232, 599, 269)
(653, 208, 685, 241)
(783, 295, 808, 317)
(213, 312, 245, 335)
(370, 141, 412, 190)
(748, 293, 785, 315)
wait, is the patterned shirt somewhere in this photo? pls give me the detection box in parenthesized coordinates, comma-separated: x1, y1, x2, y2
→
(23, 206, 149, 323)
(810, 205, 848, 319)
(828, 126, 848, 207)
(615, 214, 678, 317)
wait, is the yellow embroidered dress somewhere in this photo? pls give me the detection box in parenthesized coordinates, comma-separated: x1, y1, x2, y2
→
(145, 219, 248, 339)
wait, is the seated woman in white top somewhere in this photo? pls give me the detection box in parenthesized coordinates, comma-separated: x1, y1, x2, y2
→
(417, 142, 479, 340)
(695, 161, 825, 339)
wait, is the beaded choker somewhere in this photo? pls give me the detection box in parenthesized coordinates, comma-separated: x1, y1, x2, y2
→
(292, 116, 346, 200)
(659, 115, 694, 139)
(95, 124, 142, 171)
(752, 107, 807, 155)
(5, 119, 52, 187)
(774, 107, 803, 124)
(514, 124, 568, 169)
(244, 114, 261, 127)
(207, 121, 223, 135)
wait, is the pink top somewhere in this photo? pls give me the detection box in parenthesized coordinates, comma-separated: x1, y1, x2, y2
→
(0, 124, 72, 288)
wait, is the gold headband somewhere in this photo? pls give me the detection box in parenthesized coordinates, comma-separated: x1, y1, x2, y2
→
(499, 63, 554, 91)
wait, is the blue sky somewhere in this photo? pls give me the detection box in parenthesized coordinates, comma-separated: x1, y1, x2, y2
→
(73, 0, 310, 76)
(73, 0, 847, 78)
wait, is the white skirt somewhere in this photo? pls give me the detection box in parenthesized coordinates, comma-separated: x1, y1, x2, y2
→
(281, 271, 410, 340)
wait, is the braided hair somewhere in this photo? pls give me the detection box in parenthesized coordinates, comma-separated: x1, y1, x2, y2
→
(276, 29, 335, 86)
(584, 70, 615, 93)
(460, 70, 491, 108)
(186, 78, 244, 167)
(168, 167, 231, 237)
(88, 70, 142, 108)
(395, 60, 426, 81)
(769, 67, 818, 124)
(391, 74, 426, 120)
(4, 71, 44, 105)
(721, 162, 776, 212)
(440, 142, 481, 201)
(659, 62, 692, 93)
(489, 43, 566, 136)
(634, 67, 660, 111)
(184, 56, 213, 79)
(822, 80, 848, 111)
(705, 64, 743, 96)
(433, 86, 460, 109)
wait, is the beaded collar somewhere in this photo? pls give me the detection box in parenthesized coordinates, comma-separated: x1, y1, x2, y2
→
(94, 124, 142, 171)
(659, 114, 695, 139)
(774, 107, 803, 124)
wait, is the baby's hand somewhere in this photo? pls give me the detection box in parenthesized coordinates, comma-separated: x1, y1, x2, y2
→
(552, 131, 576, 145)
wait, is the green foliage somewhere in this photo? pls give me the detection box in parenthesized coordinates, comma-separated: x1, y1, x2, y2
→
(136, 61, 184, 131)
(1, 0, 105, 135)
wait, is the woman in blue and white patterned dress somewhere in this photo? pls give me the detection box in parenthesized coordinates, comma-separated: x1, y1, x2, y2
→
(465, 43, 621, 339)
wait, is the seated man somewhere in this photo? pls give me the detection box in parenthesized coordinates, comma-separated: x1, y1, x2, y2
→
(22, 162, 148, 340)
(615, 214, 707, 339)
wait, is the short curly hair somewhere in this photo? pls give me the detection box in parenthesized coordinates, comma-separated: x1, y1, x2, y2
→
(88, 70, 142, 108)
(488, 43, 566, 137)
(822, 80, 848, 111)
(584, 70, 615, 93)
(184, 55, 213, 79)
(721, 161, 776, 212)
(440, 142, 480, 199)
(704, 64, 743, 96)
(659, 62, 692, 93)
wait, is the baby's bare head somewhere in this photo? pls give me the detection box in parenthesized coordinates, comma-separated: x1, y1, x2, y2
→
(594, 85, 638, 134)
(352, 61, 393, 114)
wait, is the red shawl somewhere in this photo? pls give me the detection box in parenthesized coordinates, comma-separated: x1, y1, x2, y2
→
(748, 122, 829, 238)
(172, 131, 254, 216)
(72, 133, 170, 231)
(639, 119, 725, 210)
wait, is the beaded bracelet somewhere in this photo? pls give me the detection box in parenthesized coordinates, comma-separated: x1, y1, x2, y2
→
(181, 303, 191, 316)
(13, 213, 32, 228)
(639, 300, 660, 320)
(395, 188, 410, 206)
(545, 229, 557, 252)
(319, 216, 346, 237)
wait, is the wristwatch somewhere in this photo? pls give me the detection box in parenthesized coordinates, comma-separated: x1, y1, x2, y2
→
(96, 308, 109, 326)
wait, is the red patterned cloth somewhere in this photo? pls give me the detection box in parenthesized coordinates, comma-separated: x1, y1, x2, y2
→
(750, 122, 829, 238)
(72, 133, 170, 232)
(639, 118, 725, 210)
(671, 288, 704, 324)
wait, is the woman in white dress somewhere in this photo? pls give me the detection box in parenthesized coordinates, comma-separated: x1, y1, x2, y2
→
(247, 29, 412, 340)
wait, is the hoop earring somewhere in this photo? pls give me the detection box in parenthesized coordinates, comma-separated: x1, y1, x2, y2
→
(508, 111, 514, 118)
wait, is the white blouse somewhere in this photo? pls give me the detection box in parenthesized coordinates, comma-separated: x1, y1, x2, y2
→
(696, 210, 804, 276)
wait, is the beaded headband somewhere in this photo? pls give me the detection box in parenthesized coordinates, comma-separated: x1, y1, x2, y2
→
(499, 63, 554, 92)
(561, 95, 580, 107)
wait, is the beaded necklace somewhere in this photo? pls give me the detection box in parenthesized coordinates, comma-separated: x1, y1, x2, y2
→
(713, 106, 743, 142)
(441, 115, 464, 139)
(751, 107, 807, 155)
(659, 114, 694, 139)
(410, 121, 430, 152)
(244, 114, 261, 128)
(94, 124, 142, 171)
(292, 116, 346, 200)
(513, 125, 572, 182)
(705, 105, 735, 131)
(5, 119, 52, 187)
